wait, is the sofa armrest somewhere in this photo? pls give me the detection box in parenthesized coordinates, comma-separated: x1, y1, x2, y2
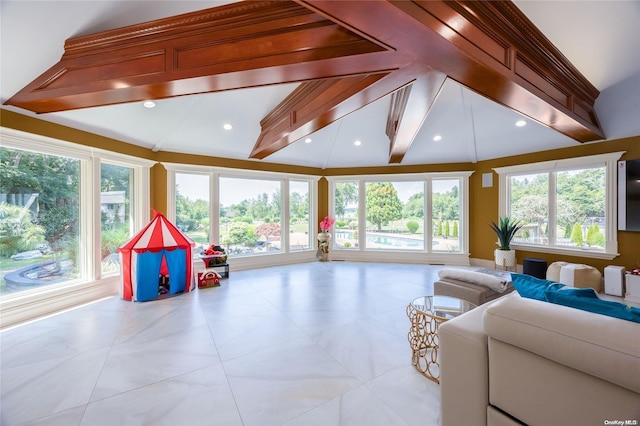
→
(483, 295, 640, 393)
(440, 295, 512, 426)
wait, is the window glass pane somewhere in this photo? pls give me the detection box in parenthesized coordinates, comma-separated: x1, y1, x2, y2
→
(365, 181, 424, 251)
(219, 177, 281, 255)
(333, 181, 358, 249)
(432, 179, 461, 252)
(0, 148, 80, 295)
(175, 173, 210, 250)
(290, 180, 310, 251)
(510, 173, 549, 245)
(556, 167, 606, 249)
(100, 163, 133, 274)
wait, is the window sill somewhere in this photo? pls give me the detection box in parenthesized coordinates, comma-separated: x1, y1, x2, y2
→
(511, 243, 619, 261)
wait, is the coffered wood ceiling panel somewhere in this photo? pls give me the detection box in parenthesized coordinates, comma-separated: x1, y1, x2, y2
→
(4, 0, 608, 166)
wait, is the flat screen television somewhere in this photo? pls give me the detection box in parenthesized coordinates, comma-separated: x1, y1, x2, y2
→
(618, 160, 640, 231)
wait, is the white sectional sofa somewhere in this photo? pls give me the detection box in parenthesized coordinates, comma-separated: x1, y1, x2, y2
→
(439, 292, 640, 426)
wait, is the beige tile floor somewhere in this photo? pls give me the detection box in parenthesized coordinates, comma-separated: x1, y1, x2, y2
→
(1, 261, 444, 426)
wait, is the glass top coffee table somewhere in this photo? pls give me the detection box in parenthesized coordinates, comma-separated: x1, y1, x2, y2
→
(406, 295, 477, 383)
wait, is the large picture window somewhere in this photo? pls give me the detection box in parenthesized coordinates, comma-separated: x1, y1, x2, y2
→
(220, 177, 282, 255)
(365, 181, 424, 251)
(495, 152, 623, 259)
(164, 164, 318, 262)
(328, 173, 471, 259)
(0, 128, 152, 301)
(1, 148, 81, 293)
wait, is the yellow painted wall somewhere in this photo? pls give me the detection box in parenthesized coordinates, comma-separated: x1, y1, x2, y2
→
(0, 109, 154, 160)
(150, 164, 168, 215)
(317, 177, 329, 223)
(3, 108, 639, 272)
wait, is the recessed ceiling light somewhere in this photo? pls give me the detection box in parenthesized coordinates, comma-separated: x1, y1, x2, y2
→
(515, 120, 527, 127)
(305, 138, 312, 144)
(354, 140, 362, 146)
(433, 135, 442, 141)
(143, 100, 155, 108)
(223, 123, 233, 130)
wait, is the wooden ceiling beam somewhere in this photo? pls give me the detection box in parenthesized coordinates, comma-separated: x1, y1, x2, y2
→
(298, 0, 604, 142)
(251, 64, 441, 160)
(4, 0, 606, 165)
(4, 1, 397, 113)
(387, 70, 447, 163)
(251, 73, 391, 159)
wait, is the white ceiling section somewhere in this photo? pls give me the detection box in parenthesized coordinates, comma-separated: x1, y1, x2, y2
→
(1, 1, 639, 169)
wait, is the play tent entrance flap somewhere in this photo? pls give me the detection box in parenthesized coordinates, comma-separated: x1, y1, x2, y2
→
(118, 212, 195, 302)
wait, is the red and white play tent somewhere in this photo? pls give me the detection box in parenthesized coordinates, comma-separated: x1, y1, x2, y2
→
(118, 211, 195, 302)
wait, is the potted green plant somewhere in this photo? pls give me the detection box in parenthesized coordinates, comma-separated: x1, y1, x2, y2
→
(490, 217, 523, 269)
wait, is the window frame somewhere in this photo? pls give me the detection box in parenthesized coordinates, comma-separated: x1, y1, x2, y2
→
(327, 171, 472, 264)
(494, 152, 624, 260)
(288, 179, 313, 251)
(163, 163, 319, 269)
(0, 127, 153, 327)
(1, 128, 153, 286)
(98, 160, 143, 276)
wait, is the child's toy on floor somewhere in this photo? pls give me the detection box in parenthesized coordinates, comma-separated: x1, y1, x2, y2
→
(198, 270, 221, 288)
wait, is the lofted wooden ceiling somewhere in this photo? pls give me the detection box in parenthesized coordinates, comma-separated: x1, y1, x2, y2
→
(5, 0, 605, 165)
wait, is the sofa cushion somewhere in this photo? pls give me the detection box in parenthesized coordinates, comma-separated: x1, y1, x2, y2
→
(510, 273, 555, 300)
(545, 284, 640, 323)
(511, 274, 640, 323)
(483, 295, 640, 394)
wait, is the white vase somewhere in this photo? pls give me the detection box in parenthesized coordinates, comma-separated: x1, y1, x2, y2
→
(317, 231, 332, 262)
(494, 249, 516, 269)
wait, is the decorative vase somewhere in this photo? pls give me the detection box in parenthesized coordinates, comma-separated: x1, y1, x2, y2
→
(317, 231, 332, 262)
(494, 249, 516, 270)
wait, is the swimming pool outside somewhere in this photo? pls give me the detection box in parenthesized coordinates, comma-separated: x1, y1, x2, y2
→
(334, 230, 459, 251)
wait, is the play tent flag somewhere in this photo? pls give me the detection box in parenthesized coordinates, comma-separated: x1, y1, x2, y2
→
(118, 211, 195, 302)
